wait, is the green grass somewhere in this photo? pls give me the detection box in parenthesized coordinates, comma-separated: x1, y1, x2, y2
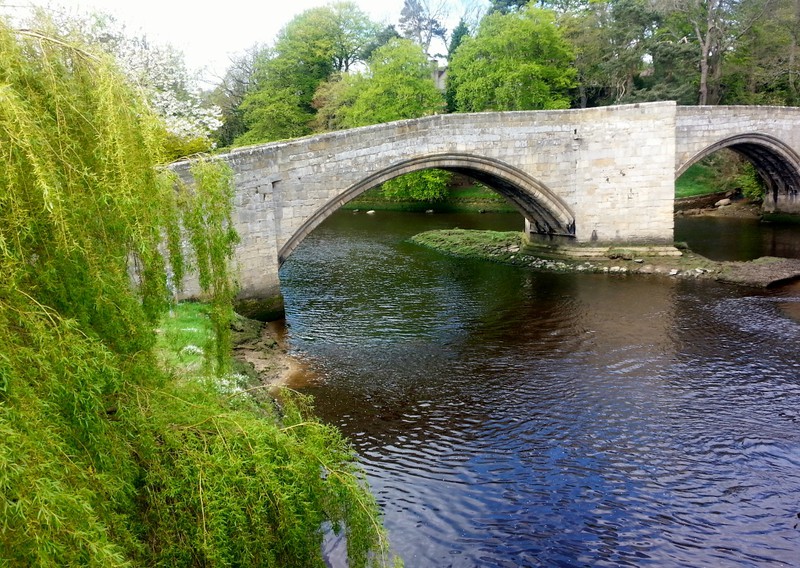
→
(675, 163, 721, 199)
(410, 229, 524, 261)
(449, 185, 507, 202)
(156, 301, 215, 373)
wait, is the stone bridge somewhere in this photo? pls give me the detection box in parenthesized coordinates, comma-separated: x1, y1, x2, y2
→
(172, 101, 800, 318)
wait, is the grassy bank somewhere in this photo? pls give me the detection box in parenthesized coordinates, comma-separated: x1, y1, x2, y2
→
(675, 163, 719, 199)
(409, 229, 800, 287)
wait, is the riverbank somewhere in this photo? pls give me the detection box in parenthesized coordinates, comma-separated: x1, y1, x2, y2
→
(409, 229, 800, 288)
(674, 191, 764, 219)
(157, 303, 309, 389)
(231, 314, 313, 388)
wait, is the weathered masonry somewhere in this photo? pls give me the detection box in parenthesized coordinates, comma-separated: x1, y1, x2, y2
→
(171, 101, 800, 317)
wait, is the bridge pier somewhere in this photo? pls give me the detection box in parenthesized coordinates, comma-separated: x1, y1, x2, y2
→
(764, 183, 800, 214)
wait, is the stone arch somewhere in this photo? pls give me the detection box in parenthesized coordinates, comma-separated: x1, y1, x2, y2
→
(278, 153, 576, 264)
(676, 133, 800, 204)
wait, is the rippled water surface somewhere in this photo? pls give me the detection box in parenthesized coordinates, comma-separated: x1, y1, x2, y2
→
(280, 212, 800, 567)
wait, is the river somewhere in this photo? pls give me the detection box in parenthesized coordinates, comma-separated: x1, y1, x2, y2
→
(279, 211, 800, 567)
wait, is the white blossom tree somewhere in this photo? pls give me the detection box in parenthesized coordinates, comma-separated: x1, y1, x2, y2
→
(18, 8, 221, 158)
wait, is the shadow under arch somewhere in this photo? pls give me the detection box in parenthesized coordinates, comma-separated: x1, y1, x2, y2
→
(676, 133, 800, 203)
(278, 153, 577, 264)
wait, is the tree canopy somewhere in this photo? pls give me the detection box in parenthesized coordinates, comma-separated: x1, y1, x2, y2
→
(342, 38, 445, 127)
(219, 0, 799, 148)
(448, 5, 576, 111)
(312, 37, 450, 201)
(235, 2, 381, 145)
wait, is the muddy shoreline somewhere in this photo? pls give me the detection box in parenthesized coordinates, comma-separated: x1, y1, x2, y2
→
(674, 191, 764, 219)
(231, 316, 314, 388)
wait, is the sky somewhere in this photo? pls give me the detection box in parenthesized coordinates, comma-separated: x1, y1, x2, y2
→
(12, 0, 411, 83)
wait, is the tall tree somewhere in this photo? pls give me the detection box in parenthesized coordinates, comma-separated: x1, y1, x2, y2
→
(719, 0, 800, 105)
(654, 0, 774, 104)
(235, 3, 380, 145)
(341, 38, 445, 127)
(209, 44, 264, 147)
(447, 17, 470, 59)
(489, 0, 530, 14)
(448, 5, 576, 112)
(314, 38, 450, 201)
(445, 18, 471, 111)
(328, 1, 382, 71)
(399, 0, 448, 54)
(562, 0, 663, 107)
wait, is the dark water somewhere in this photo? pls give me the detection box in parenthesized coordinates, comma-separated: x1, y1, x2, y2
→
(676, 216, 800, 261)
(279, 212, 800, 567)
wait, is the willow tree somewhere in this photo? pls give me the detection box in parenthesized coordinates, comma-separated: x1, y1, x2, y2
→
(0, 18, 394, 567)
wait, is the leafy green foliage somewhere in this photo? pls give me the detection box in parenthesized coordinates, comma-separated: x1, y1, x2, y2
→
(131, 385, 393, 568)
(178, 159, 240, 374)
(736, 162, 766, 201)
(235, 3, 381, 145)
(675, 163, 718, 199)
(237, 86, 315, 145)
(561, 0, 665, 107)
(676, 151, 766, 200)
(311, 72, 363, 132)
(448, 6, 576, 112)
(313, 38, 447, 203)
(381, 169, 453, 202)
(0, 18, 394, 567)
(360, 24, 402, 62)
(445, 18, 470, 112)
(718, 0, 800, 106)
(312, 39, 444, 131)
(340, 38, 445, 128)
